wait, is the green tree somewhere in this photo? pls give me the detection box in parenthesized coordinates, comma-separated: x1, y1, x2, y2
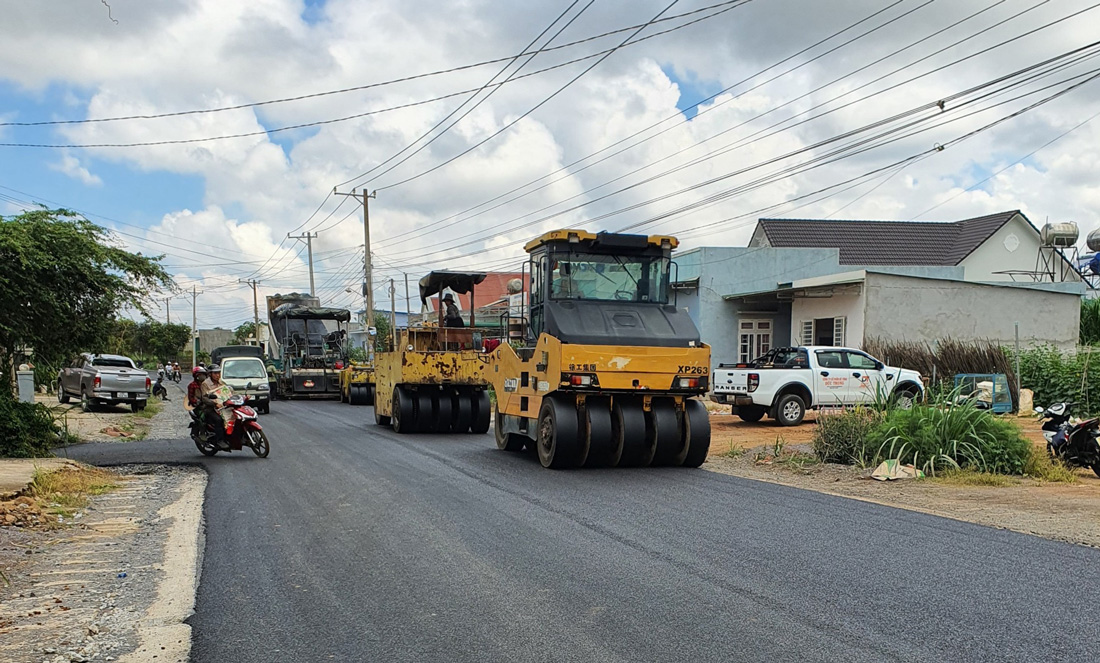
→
(233, 321, 257, 345)
(0, 209, 171, 380)
(373, 312, 392, 352)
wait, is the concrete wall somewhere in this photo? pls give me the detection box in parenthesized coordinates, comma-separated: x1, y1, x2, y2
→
(197, 328, 234, 352)
(790, 292, 866, 347)
(958, 213, 1082, 282)
(863, 272, 1080, 350)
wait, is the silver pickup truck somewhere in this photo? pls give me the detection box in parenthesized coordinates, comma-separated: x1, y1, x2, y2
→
(57, 353, 150, 412)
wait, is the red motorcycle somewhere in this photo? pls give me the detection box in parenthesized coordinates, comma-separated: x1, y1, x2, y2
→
(189, 395, 270, 457)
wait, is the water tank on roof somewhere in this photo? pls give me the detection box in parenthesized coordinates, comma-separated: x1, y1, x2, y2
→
(1087, 228, 1100, 253)
(1040, 222, 1079, 248)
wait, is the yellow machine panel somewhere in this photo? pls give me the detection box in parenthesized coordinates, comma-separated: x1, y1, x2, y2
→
(339, 362, 375, 405)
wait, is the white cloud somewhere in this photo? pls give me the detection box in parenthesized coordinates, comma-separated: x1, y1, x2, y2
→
(51, 154, 103, 187)
(3, 0, 1100, 325)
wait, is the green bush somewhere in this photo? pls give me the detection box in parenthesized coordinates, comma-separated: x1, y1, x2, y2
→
(865, 402, 1031, 475)
(1010, 345, 1100, 415)
(0, 388, 58, 458)
(812, 407, 884, 466)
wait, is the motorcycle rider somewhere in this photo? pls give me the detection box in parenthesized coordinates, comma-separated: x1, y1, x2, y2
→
(185, 366, 208, 412)
(200, 365, 233, 450)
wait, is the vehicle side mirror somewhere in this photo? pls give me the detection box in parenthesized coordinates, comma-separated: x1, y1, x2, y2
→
(875, 361, 884, 370)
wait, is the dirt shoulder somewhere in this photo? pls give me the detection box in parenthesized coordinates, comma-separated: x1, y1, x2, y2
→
(0, 465, 206, 663)
(39, 379, 188, 444)
(705, 412, 1100, 548)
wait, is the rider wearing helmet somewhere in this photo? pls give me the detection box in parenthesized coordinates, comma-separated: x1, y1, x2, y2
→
(200, 365, 232, 449)
(186, 366, 208, 412)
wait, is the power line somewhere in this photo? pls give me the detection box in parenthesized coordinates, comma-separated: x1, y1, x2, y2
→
(0, 1, 747, 129)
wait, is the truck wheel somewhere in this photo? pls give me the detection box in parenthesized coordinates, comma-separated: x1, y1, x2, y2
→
(57, 381, 70, 404)
(80, 389, 94, 413)
(131, 402, 146, 413)
(775, 394, 805, 426)
(737, 406, 766, 423)
(891, 388, 919, 410)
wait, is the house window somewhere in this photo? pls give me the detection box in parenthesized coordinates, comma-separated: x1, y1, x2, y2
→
(800, 317, 846, 346)
(739, 319, 772, 363)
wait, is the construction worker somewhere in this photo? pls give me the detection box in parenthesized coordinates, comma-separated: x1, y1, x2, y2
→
(442, 293, 464, 328)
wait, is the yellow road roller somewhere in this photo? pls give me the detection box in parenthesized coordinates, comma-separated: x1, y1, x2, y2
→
(372, 271, 493, 434)
(488, 230, 711, 469)
(339, 361, 374, 405)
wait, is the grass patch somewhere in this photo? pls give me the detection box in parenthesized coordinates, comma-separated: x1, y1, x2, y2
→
(1023, 447, 1079, 483)
(27, 465, 119, 516)
(132, 398, 162, 420)
(929, 469, 1020, 487)
(720, 441, 746, 458)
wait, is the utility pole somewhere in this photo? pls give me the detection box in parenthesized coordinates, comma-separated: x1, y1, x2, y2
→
(190, 285, 203, 367)
(389, 279, 397, 348)
(287, 232, 319, 296)
(335, 188, 377, 360)
(239, 279, 261, 343)
(164, 297, 171, 325)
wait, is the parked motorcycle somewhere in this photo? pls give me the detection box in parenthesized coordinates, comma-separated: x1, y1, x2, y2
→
(189, 395, 270, 458)
(1035, 402, 1100, 477)
(152, 375, 169, 400)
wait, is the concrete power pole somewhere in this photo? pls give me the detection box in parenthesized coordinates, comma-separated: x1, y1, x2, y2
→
(165, 297, 171, 325)
(287, 232, 319, 296)
(335, 188, 377, 359)
(239, 279, 261, 343)
(190, 286, 203, 366)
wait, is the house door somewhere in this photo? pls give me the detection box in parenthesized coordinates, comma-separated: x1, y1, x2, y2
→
(738, 320, 772, 363)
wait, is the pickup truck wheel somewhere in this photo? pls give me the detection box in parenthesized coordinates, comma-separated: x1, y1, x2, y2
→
(737, 406, 766, 423)
(80, 389, 94, 413)
(892, 388, 919, 410)
(775, 394, 805, 426)
(57, 381, 70, 404)
(131, 402, 146, 413)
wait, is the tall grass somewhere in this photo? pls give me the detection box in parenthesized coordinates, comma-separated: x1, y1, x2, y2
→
(813, 390, 1031, 476)
(864, 337, 1017, 409)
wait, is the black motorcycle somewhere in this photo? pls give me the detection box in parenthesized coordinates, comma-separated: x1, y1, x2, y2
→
(1036, 402, 1100, 477)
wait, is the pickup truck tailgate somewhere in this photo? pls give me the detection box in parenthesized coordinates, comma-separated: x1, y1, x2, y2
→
(97, 368, 144, 393)
(713, 368, 750, 395)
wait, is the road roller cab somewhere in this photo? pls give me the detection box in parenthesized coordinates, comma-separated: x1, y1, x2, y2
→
(489, 230, 711, 469)
(371, 271, 494, 434)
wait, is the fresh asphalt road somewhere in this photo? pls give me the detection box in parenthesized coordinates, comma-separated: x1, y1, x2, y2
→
(66, 398, 1100, 663)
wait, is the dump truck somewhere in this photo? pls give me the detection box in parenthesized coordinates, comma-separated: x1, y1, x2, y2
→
(266, 293, 351, 399)
(372, 271, 493, 433)
(488, 230, 711, 469)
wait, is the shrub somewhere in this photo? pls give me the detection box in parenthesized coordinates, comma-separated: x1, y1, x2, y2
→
(0, 388, 58, 458)
(812, 407, 884, 466)
(1010, 345, 1100, 415)
(866, 401, 1031, 475)
(1023, 446, 1078, 483)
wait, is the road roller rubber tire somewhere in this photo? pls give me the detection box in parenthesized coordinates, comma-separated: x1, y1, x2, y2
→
(415, 391, 434, 434)
(451, 389, 473, 433)
(391, 387, 416, 434)
(494, 406, 526, 451)
(537, 395, 581, 469)
(614, 397, 652, 467)
(366, 383, 375, 406)
(470, 390, 491, 435)
(582, 396, 616, 467)
(681, 399, 711, 468)
(649, 398, 686, 466)
(433, 391, 453, 433)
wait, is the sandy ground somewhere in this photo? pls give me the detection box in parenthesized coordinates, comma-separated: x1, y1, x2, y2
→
(704, 410, 1100, 548)
(37, 380, 187, 443)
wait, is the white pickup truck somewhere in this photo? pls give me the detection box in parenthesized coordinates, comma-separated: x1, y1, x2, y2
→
(711, 346, 923, 426)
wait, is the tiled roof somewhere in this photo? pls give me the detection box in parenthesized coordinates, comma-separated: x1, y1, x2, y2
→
(757, 211, 1023, 265)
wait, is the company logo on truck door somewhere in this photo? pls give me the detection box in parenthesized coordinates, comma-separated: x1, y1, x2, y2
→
(677, 365, 709, 374)
(567, 363, 597, 371)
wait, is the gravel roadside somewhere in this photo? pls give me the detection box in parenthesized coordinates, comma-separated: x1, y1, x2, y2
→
(0, 465, 206, 663)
